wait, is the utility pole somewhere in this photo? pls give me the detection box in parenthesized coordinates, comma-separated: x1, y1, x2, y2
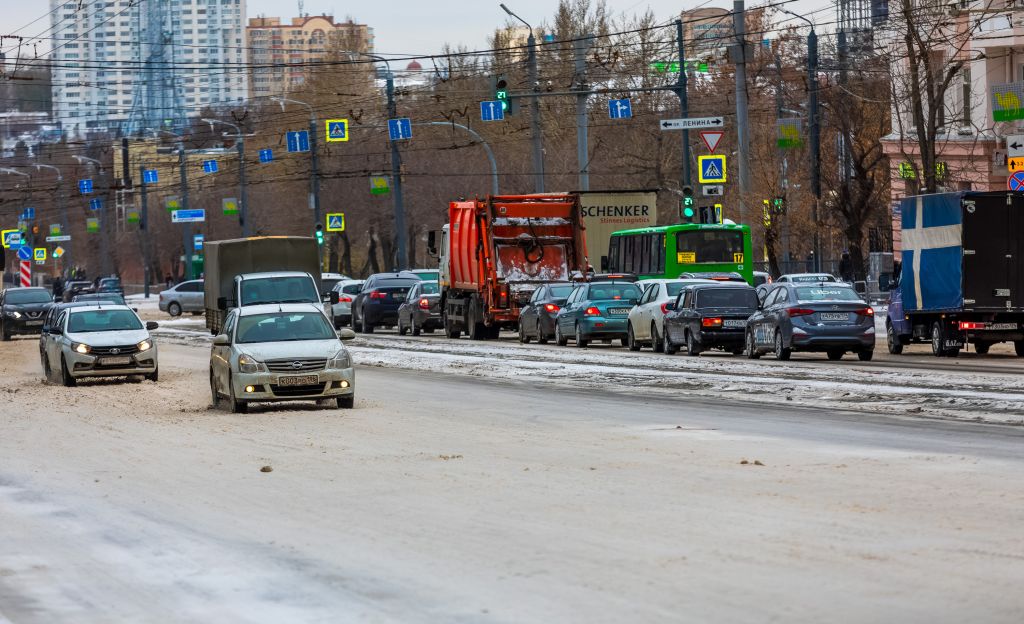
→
(732, 0, 751, 225)
(574, 34, 594, 191)
(139, 162, 151, 297)
(203, 118, 249, 237)
(178, 143, 194, 281)
(501, 4, 545, 193)
(773, 53, 791, 267)
(808, 26, 822, 272)
(675, 19, 691, 189)
(385, 70, 408, 269)
(273, 97, 323, 264)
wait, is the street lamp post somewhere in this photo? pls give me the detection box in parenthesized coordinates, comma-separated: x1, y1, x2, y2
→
(500, 3, 545, 193)
(157, 129, 195, 282)
(0, 168, 30, 285)
(73, 155, 111, 278)
(33, 164, 68, 271)
(272, 96, 323, 264)
(202, 118, 249, 238)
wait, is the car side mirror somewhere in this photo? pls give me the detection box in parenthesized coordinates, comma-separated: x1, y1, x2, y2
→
(212, 333, 231, 346)
(146, 321, 159, 331)
(338, 328, 356, 341)
(48, 326, 62, 335)
(217, 296, 227, 310)
(329, 291, 340, 305)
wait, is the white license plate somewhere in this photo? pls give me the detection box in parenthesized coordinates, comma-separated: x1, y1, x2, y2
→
(99, 356, 132, 366)
(723, 319, 745, 328)
(608, 308, 630, 315)
(819, 313, 849, 321)
(988, 323, 1018, 330)
(25, 320, 43, 326)
(278, 374, 318, 386)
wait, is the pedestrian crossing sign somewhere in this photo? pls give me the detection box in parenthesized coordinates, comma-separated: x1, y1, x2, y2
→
(326, 213, 345, 232)
(34, 247, 47, 262)
(325, 119, 349, 142)
(698, 155, 727, 184)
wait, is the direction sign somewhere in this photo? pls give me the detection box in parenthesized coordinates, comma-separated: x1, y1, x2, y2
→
(1009, 135, 1024, 158)
(53, 246, 64, 259)
(259, 148, 273, 163)
(78, 179, 93, 194)
(660, 116, 725, 131)
(45, 235, 71, 242)
(193, 234, 204, 250)
(326, 213, 345, 232)
(202, 160, 218, 174)
(2, 230, 21, 249)
(702, 185, 724, 196)
(608, 98, 632, 119)
(698, 155, 727, 184)
(1009, 171, 1024, 191)
(89, 198, 102, 211)
(287, 130, 310, 152)
(23, 207, 35, 220)
(480, 100, 505, 122)
(388, 118, 412, 141)
(33, 247, 46, 262)
(700, 130, 724, 153)
(17, 246, 31, 261)
(1009, 156, 1024, 173)
(171, 209, 206, 223)
(325, 119, 349, 142)
(143, 169, 159, 184)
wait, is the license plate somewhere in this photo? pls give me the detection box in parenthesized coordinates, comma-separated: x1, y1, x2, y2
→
(819, 313, 849, 321)
(100, 356, 132, 366)
(608, 308, 630, 315)
(278, 374, 318, 386)
(25, 320, 43, 326)
(723, 319, 745, 328)
(988, 323, 1018, 330)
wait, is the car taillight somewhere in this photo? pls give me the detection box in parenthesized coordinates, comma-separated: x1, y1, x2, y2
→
(339, 295, 352, 303)
(369, 290, 386, 300)
(584, 306, 601, 316)
(788, 308, 815, 317)
(660, 302, 669, 315)
(544, 303, 560, 313)
(959, 321, 985, 330)
(701, 317, 723, 327)
(855, 307, 874, 316)
(419, 298, 430, 310)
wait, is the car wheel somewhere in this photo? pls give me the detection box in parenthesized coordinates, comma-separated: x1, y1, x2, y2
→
(886, 321, 903, 355)
(651, 322, 664, 353)
(555, 323, 568, 347)
(333, 316, 342, 331)
(1, 323, 9, 341)
(620, 337, 629, 348)
(663, 334, 679, 355)
(228, 374, 248, 414)
(536, 320, 548, 344)
(360, 308, 374, 334)
(210, 369, 220, 407)
(686, 331, 701, 356)
(745, 330, 761, 359)
(627, 323, 641, 351)
(444, 317, 461, 339)
(42, 354, 52, 383)
(336, 394, 355, 409)
(398, 318, 408, 336)
(930, 321, 958, 357)
(827, 349, 844, 361)
(518, 319, 531, 344)
(1015, 340, 1024, 357)
(973, 341, 990, 355)
(146, 368, 159, 382)
(412, 321, 421, 337)
(60, 355, 76, 387)
(574, 324, 588, 348)
(168, 301, 182, 317)
(857, 350, 874, 362)
(773, 331, 791, 361)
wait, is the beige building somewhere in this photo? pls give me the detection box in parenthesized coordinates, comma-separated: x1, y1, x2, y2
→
(247, 15, 374, 98)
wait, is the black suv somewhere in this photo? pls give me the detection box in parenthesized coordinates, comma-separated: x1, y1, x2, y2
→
(352, 273, 421, 333)
(1, 287, 55, 340)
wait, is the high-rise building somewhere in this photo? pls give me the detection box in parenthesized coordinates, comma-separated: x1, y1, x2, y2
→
(246, 15, 374, 99)
(48, 0, 248, 137)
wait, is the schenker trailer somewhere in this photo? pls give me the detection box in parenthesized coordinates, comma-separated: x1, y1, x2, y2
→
(886, 191, 1024, 357)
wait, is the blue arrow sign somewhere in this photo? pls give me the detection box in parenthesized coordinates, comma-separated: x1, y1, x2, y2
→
(23, 207, 35, 220)
(480, 100, 505, 122)
(202, 160, 218, 174)
(142, 169, 159, 184)
(608, 98, 632, 119)
(17, 246, 31, 261)
(388, 118, 412, 141)
(259, 148, 273, 163)
(89, 198, 102, 211)
(171, 209, 206, 223)
(286, 131, 310, 153)
(78, 179, 93, 194)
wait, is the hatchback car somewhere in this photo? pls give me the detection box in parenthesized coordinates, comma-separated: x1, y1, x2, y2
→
(209, 304, 356, 412)
(663, 283, 758, 356)
(1, 287, 55, 340)
(745, 283, 875, 361)
(352, 273, 420, 333)
(627, 279, 714, 352)
(518, 282, 575, 343)
(41, 304, 159, 386)
(329, 279, 364, 329)
(397, 280, 441, 336)
(554, 281, 642, 347)
(159, 279, 205, 316)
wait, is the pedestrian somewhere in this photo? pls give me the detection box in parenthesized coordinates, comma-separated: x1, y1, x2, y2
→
(839, 250, 854, 283)
(165, 274, 174, 288)
(52, 275, 64, 299)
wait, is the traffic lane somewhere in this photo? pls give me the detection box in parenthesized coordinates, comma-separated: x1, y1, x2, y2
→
(1, 340, 1023, 622)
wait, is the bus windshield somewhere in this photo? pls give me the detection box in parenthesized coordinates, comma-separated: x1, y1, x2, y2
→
(675, 230, 745, 264)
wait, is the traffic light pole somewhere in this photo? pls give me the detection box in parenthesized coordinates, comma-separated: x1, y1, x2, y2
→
(139, 163, 151, 297)
(675, 19, 691, 190)
(179, 144, 194, 282)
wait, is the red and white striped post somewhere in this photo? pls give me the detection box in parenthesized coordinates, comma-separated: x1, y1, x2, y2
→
(19, 260, 31, 287)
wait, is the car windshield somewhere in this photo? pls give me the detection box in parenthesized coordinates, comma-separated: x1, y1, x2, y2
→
(666, 282, 691, 297)
(587, 283, 641, 301)
(419, 282, 440, 294)
(321, 278, 342, 294)
(796, 286, 862, 302)
(5, 289, 52, 304)
(240, 276, 318, 305)
(549, 285, 574, 298)
(341, 282, 363, 294)
(696, 288, 757, 308)
(236, 312, 336, 344)
(68, 309, 143, 333)
(74, 294, 127, 305)
(413, 271, 439, 281)
(373, 278, 419, 290)
(676, 230, 745, 264)
(99, 278, 121, 287)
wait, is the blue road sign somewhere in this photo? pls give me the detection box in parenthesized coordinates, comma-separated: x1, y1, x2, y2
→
(89, 198, 102, 211)
(17, 246, 31, 261)
(78, 179, 93, 194)
(480, 100, 505, 122)
(1009, 171, 1024, 191)
(193, 233, 204, 250)
(202, 160, 219, 174)
(143, 169, 158, 184)
(171, 209, 206, 224)
(388, 118, 412, 141)
(23, 207, 35, 220)
(286, 131, 310, 153)
(608, 98, 633, 119)
(698, 154, 727, 184)
(259, 148, 273, 163)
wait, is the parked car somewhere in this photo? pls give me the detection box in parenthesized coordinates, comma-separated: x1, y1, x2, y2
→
(96, 277, 125, 295)
(73, 293, 127, 306)
(352, 273, 420, 333)
(62, 280, 94, 302)
(209, 303, 356, 412)
(39, 301, 100, 367)
(679, 271, 747, 283)
(663, 283, 758, 356)
(40, 304, 159, 386)
(627, 279, 714, 352)
(1, 287, 55, 340)
(328, 279, 364, 329)
(518, 282, 575, 344)
(320, 272, 349, 299)
(776, 273, 838, 284)
(397, 280, 442, 336)
(744, 282, 875, 361)
(554, 280, 642, 347)
(159, 279, 205, 317)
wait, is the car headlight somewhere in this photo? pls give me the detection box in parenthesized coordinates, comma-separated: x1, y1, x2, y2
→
(72, 342, 91, 354)
(328, 349, 352, 369)
(137, 339, 153, 352)
(8, 311, 21, 319)
(237, 353, 266, 374)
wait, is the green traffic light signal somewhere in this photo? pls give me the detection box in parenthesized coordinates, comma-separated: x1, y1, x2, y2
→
(315, 225, 324, 246)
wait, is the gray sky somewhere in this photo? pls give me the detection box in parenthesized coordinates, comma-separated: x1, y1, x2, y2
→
(1, 0, 834, 61)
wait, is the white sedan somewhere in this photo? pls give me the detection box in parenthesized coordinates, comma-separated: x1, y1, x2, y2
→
(210, 303, 356, 413)
(627, 279, 714, 352)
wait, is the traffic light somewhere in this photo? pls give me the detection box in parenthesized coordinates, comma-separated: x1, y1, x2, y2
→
(699, 205, 723, 224)
(495, 75, 509, 113)
(315, 223, 324, 246)
(680, 185, 696, 222)
(772, 196, 786, 215)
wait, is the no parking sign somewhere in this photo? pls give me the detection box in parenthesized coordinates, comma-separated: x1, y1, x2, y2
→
(1009, 171, 1024, 191)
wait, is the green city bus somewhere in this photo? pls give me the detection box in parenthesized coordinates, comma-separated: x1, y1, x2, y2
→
(606, 223, 753, 283)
